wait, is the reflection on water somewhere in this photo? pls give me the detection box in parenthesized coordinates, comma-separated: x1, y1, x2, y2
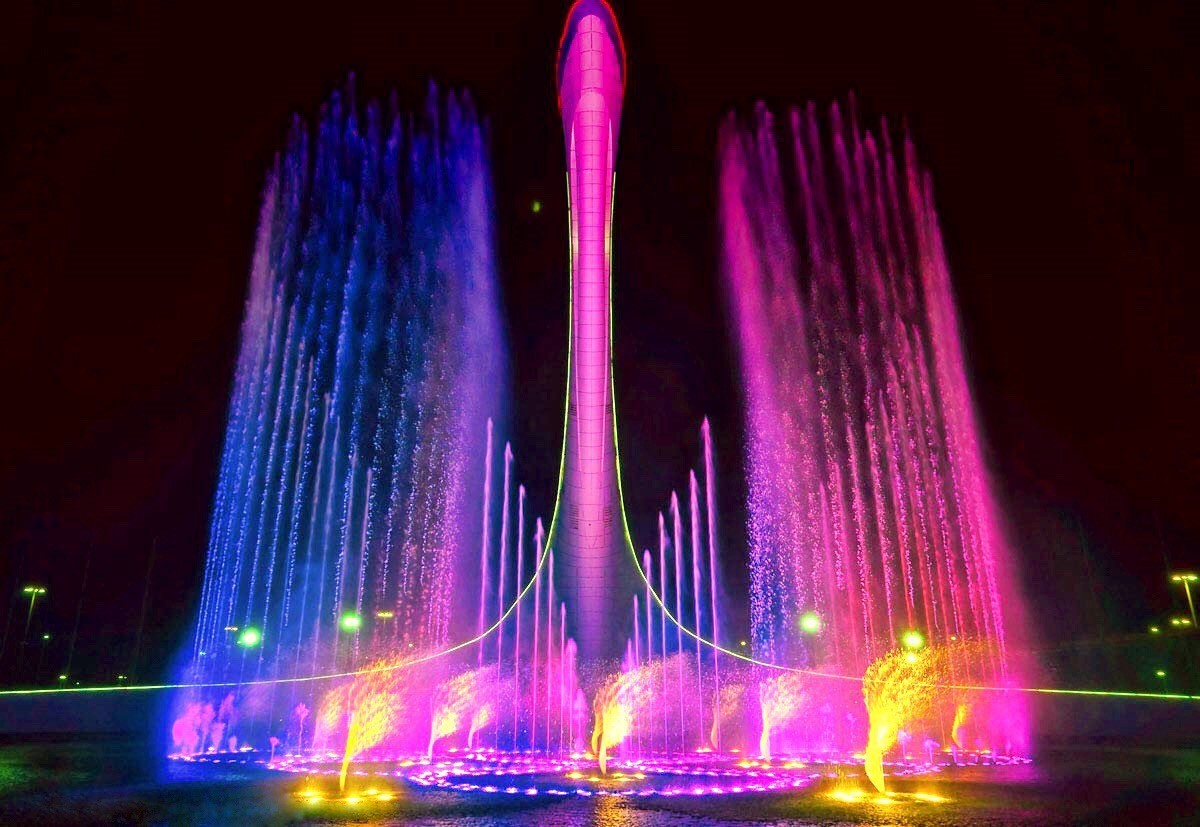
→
(0, 738, 1196, 827)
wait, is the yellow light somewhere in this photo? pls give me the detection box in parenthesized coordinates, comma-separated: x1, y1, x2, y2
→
(343, 795, 361, 805)
(377, 793, 394, 801)
(1150, 626, 1161, 634)
(828, 789, 866, 803)
(374, 610, 394, 619)
(905, 652, 918, 664)
(912, 791, 948, 803)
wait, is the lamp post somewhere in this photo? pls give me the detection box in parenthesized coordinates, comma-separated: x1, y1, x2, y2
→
(36, 633, 50, 682)
(339, 612, 362, 670)
(1169, 572, 1198, 628)
(21, 586, 46, 645)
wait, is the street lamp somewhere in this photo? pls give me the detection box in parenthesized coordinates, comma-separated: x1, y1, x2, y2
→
(21, 586, 47, 645)
(1169, 572, 1199, 628)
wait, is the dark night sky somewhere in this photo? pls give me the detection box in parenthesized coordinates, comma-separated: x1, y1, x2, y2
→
(0, 0, 1195, 685)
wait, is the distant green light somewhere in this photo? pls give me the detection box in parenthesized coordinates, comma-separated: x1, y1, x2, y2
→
(799, 611, 822, 635)
(237, 627, 262, 647)
(57, 674, 67, 681)
(902, 630, 926, 650)
(531, 199, 542, 214)
(42, 633, 50, 640)
(339, 612, 363, 632)
(22, 586, 46, 595)
(1149, 626, 1161, 634)
(1155, 670, 1167, 678)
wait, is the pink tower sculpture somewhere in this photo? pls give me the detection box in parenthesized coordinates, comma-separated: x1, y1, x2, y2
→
(552, 0, 631, 663)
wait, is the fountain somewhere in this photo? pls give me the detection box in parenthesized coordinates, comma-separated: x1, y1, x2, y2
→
(170, 0, 1032, 803)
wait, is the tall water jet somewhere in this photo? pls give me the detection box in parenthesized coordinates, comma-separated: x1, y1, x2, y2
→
(177, 81, 504, 741)
(702, 420, 723, 751)
(720, 101, 1030, 753)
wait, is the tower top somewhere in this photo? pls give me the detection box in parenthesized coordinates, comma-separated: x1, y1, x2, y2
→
(556, 0, 626, 103)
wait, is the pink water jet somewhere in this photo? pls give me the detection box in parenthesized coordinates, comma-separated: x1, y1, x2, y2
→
(720, 101, 1031, 755)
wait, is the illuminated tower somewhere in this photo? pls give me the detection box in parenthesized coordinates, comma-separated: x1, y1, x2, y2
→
(552, 0, 630, 663)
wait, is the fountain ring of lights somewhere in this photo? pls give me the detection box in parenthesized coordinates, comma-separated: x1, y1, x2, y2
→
(175, 748, 1027, 800)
